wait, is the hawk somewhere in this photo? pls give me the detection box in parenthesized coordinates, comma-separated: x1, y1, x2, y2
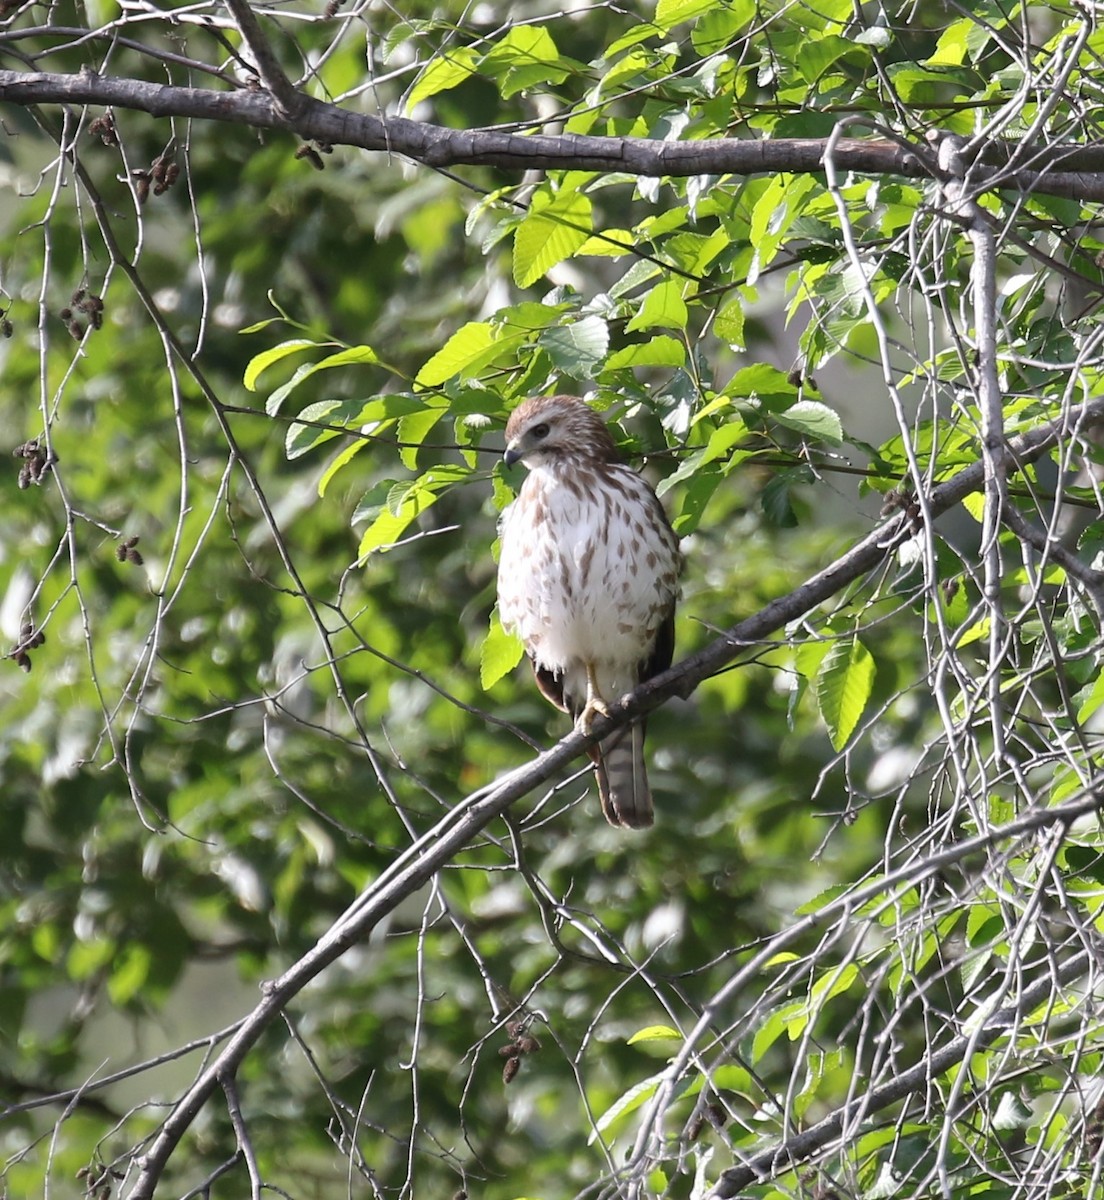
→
(496, 395, 681, 829)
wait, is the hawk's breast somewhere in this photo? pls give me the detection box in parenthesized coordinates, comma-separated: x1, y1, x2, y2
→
(497, 462, 679, 683)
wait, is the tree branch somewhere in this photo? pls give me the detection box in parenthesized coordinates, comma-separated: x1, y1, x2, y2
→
(704, 940, 1092, 1199)
(122, 391, 1104, 1199)
(5, 67, 1104, 199)
(222, 0, 301, 117)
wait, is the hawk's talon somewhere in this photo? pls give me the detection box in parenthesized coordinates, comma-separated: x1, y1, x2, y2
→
(575, 697, 612, 736)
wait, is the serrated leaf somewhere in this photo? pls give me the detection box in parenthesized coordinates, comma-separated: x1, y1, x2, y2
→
(286, 399, 366, 459)
(244, 338, 322, 391)
(814, 636, 876, 750)
(576, 229, 635, 257)
(479, 25, 571, 99)
(513, 190, 593, 287)
(264, 344, 380, 416)
(318, 439, 369, 497)
(714, 299, 745, 348)
(627, 1024, 681, 1044)
(751, 1004, 793, 1064)
(774, 400, 844, 446)
(955, 616, 990, 648)
(416, 322, 523, 388)
(655, 0, 713, 31)
(481, 613, 524, 689)
(724, 362, 798, 400)
(625, 279, 688, 333)
(701, 418, 748, 465)
(926, 17, 972, 67)
(588, 1071, 665, 1144)
(398, 407, 445, 470)
(481, 24, 561, 71)
(355, 466, 470, 557)
(405, 47, 479, 112)
(606, 336, 686, 370)
(670, 466, 724, 535)
(538, 316, 609, 377)
(285, 396, 424, 460)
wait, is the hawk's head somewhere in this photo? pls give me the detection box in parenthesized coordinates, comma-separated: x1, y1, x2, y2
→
(503, 395, 619, 469)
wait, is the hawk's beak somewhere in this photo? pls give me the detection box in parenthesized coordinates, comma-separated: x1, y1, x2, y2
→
(503, 444, 522, 468)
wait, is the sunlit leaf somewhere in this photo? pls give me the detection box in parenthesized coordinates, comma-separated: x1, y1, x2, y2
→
(588, 1071, 665, 1143)
(481, 613, 524, 689)
(814, 635, 876, 750)
(243, 338, 324, 391)
(416, 322, 525, 387)
(606, 335, 686, 370)
(405, 47, 480, 112)
(625, 279, 688, 333)
(627, 1024, 682, 1044)
(513, 190, 593, 287)
(774, 400, 844, 446)
(538, 316, 609, 376)
(654, 0, 713, 31)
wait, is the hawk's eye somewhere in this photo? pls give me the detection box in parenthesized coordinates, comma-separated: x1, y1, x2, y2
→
(530, 422, 550, 440)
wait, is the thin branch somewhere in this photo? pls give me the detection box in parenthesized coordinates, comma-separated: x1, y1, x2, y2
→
(221, 1073, 263, 1200)
(1001, 503, 1104, 617)
(222, 0, 301, 117)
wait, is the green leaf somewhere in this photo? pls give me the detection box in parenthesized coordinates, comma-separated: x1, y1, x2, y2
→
(243, 338, 323, 391)
(1076, 669, 1104, 724)
(714, 299, 745, 349)
(605, 335, 686, 370)
(538, 316, 609, 377)
(513, 190, 593, 287)
(107, 942, 152, 1005)
(285, 396, 423, 459)
(588, 1071, 665, 1144)
(796, 35, 862, 83)
(627, 1024, 682, 1044)
(318, 439, 369, 497)
(576, 229, 636, 257)
(774, 400, 844, 446)
(701, 418, 748, 465)
(398, 407, 445, 470)
(480, 25, 571, 98)
(670, 465, 724, 535)
(724, 362, 799, 402)
(416, 322, 524, 387)
(748, 174, 818, 283)
(926, 18, 973, 67)
(691, 0, 754, 54)
(654, 0, 713, 31)
(625, 280, 688, 333)
(481, 613, 524, 689)
(264, 344, 380, 416)
(815, 636, 876, 750)
(355, 466, 471, 557)
(405, 47, 479, 112)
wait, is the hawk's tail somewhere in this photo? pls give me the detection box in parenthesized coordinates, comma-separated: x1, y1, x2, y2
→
(590, 722, 653, 829)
